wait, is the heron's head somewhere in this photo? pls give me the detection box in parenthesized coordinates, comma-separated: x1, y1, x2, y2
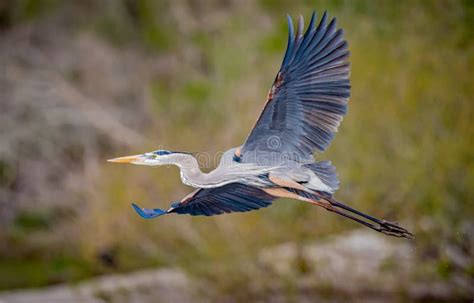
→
(107, 150, 191, 166)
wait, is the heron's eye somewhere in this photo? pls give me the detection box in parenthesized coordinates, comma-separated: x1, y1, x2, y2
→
(154, 150, 172, 156)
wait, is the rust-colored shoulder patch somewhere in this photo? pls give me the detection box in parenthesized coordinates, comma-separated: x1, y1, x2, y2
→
(263, 187, 332, 208)
(263, 187, 313, 203)
(233, 147, 242, 162)
(266, 72, 284, 104)
(180, 188, 202, 204)
(268, 175, 306, 190)
(234, 147, 241, 157)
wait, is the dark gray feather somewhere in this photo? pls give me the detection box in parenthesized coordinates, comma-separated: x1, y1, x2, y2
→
(169, 183, 276, 216)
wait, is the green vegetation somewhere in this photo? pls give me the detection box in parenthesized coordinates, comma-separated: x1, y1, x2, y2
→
(0, 0, 472, 300)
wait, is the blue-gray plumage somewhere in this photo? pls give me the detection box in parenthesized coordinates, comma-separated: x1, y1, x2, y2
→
(131, 183, 275, 218)
(241, 11, 350, 164)
(108, 11, 413, 239)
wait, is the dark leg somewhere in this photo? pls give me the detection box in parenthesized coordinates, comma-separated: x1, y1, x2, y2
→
(310, 198, 414, 239)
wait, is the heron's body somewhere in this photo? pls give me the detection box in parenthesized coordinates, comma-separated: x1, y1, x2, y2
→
(169, 148, 275, 189)
(109, 11, 413, 238)
(157, 147, 336, 194)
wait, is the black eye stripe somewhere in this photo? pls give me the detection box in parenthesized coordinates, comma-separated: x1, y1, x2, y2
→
(154, 150, 172, 156)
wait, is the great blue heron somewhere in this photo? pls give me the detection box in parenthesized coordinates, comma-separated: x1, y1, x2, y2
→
(108, 11, 413, 239)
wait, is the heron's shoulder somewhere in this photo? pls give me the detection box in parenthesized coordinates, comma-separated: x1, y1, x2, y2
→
(217, 147, 242, 166)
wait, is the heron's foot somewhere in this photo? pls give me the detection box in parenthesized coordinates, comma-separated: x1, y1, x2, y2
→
(377, 220, 414, 239)
(131, 203, 168, 219)
(325, 199, 414, 239)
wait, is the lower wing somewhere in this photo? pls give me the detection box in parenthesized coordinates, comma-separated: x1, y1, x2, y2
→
(132, 183, 276, 218)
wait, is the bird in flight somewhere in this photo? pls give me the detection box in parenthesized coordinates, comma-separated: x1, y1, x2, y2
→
(108, 11, 413, 238)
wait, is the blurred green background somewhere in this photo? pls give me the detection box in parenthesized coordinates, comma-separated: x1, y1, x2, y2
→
(0, 0, 473, 302)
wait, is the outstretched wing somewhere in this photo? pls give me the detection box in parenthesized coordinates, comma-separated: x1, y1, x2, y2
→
(131, 183, 276, 218)
(240, 12, 350, 163)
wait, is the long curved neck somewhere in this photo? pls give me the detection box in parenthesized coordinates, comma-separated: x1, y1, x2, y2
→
(166, 152, 268, 188)
(168, 153, 214, 187)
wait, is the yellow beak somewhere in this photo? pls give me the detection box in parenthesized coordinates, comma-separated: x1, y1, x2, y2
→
(107, 154, 142, 163)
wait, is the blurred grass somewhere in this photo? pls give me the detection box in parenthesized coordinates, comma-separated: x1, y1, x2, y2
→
(0, 0, 473, 299)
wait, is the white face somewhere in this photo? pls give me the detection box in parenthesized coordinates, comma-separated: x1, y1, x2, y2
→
(108, 150, 175, 166)
(136, 150, 175, 166)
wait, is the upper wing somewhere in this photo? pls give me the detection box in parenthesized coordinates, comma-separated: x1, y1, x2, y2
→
(131, 183, 276, 218)
(240, 11, 350, 164)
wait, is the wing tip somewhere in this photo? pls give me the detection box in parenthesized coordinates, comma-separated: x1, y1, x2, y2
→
(296, 15, 304, 37)
(131, 202, 167, 219)
(286, 14, 294, 32)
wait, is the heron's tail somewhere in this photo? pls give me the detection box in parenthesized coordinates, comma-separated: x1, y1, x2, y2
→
(304, 161, 339, 193)
(287, 188, 414, 239)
